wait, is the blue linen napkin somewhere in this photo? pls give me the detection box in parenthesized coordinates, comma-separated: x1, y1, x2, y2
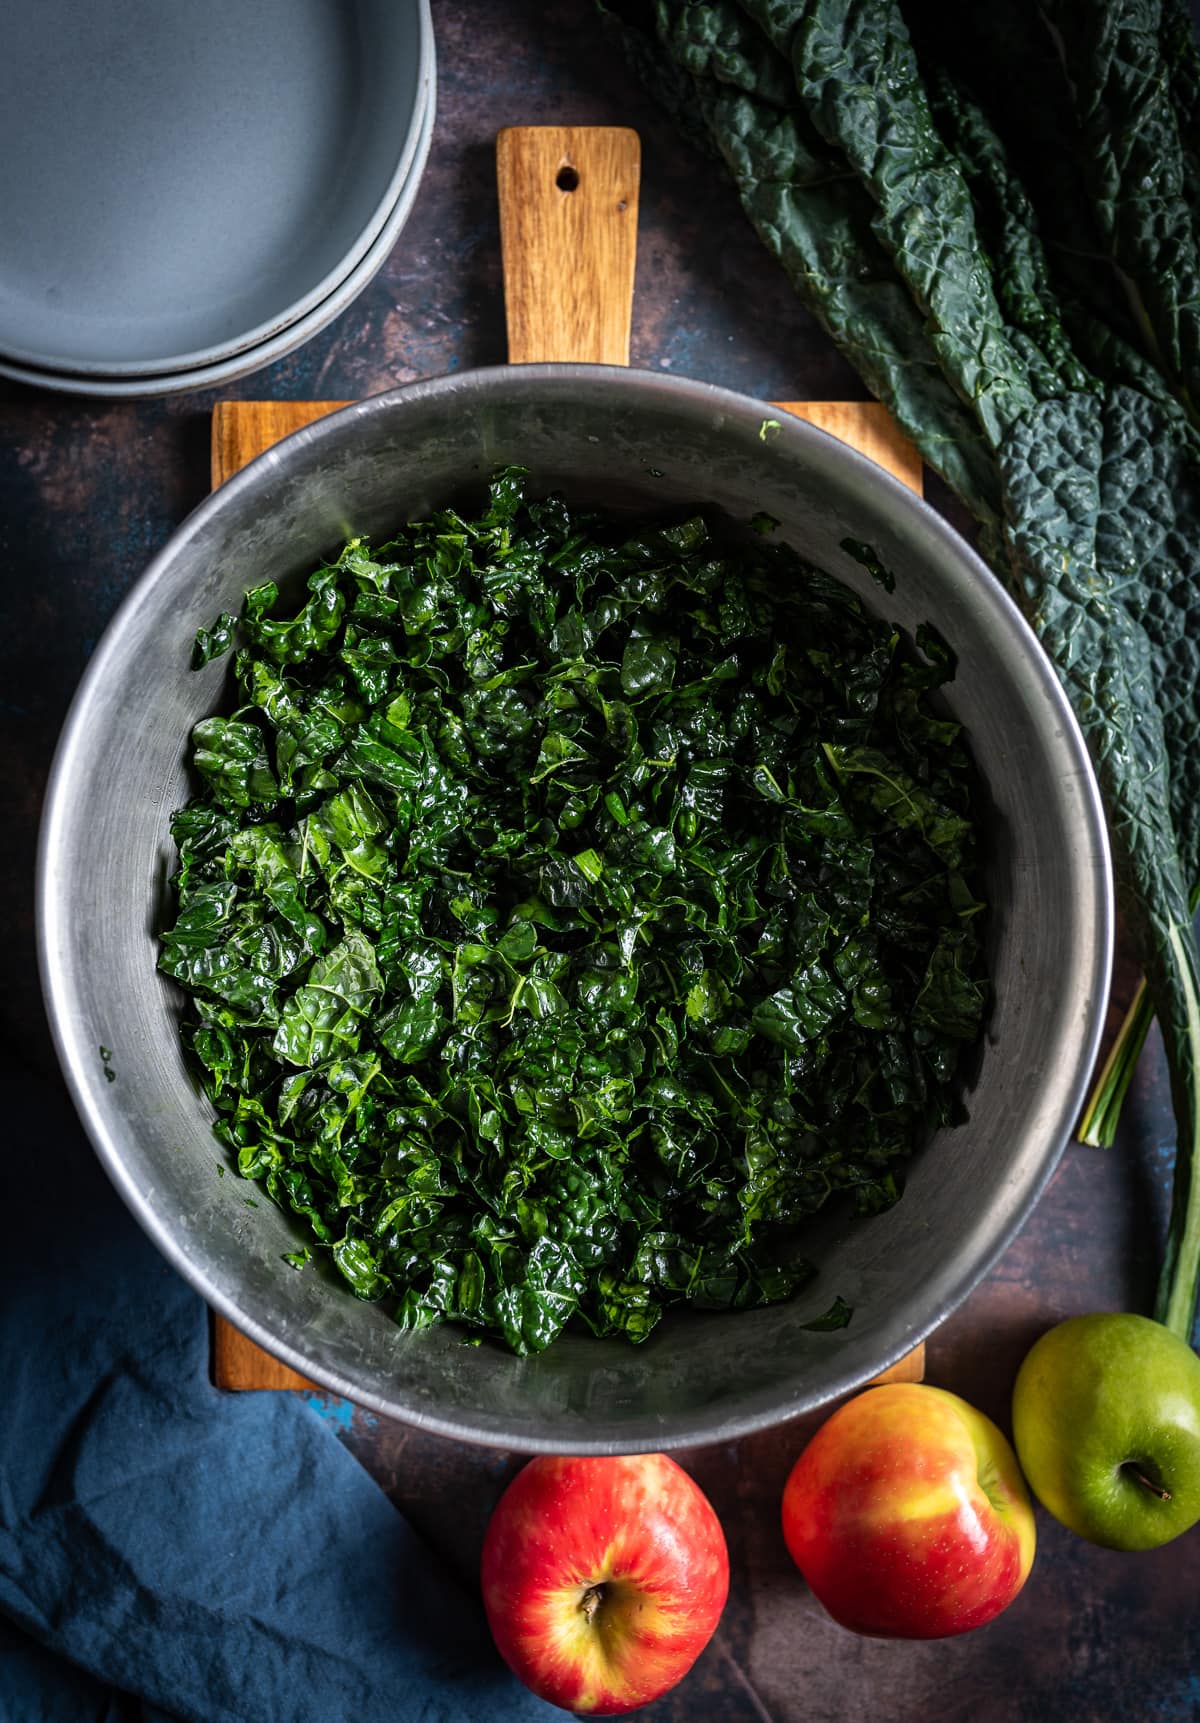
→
(0, 1069, 556, 1723)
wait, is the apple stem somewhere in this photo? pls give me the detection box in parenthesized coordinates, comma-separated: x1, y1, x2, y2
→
(581, 1584, 605, 1624)
(1122, 1462, 1172, 1502)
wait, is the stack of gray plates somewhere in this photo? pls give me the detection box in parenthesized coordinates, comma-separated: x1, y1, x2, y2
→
(0, 0, 434, 397)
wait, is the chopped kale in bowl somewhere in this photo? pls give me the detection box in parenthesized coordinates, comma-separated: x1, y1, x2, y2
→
(160, 467, 986, 1355)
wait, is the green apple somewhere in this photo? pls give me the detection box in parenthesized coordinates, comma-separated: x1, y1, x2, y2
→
(1012, 1313, 1200, 1550)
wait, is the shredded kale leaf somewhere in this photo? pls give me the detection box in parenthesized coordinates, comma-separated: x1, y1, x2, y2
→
(160, 469, 987, 1355)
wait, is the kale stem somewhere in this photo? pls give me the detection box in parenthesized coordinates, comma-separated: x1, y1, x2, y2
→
(1156, 924, 1200, 1342)
(1121, 1462, 1171, 1501)
(1078, 979, 1152, 1147)
(1078, 883, 1199, 1148)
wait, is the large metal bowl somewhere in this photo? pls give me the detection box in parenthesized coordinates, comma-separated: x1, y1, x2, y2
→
(38, 368, 1112, 1452)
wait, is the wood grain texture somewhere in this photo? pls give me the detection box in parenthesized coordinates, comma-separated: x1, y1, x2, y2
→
(211, 399, 348, 486)
(212, 1314, 318, 1392)
(777, 400, 923, 495)
(498, 125, 640, 364)
(867, 1342, 925, 1384)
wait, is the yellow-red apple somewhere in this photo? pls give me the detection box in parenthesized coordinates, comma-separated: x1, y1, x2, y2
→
(481, 1453, 728, 1714)
(781, 1382, 1036, 1638)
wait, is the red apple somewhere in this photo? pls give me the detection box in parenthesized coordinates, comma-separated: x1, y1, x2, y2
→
(481, 1453, 729, 1714)
(781, 1382, 1036, 1638)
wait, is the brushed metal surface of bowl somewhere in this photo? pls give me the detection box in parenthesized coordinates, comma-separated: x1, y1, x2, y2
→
(38, 369, 1113, 1452)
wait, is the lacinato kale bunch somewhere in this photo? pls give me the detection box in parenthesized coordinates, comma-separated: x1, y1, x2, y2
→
(601, 0, 1200, 1342)
(160, 469, 986, 1354)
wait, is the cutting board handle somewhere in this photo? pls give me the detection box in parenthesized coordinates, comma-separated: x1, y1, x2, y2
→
(497, 125, 640, 366)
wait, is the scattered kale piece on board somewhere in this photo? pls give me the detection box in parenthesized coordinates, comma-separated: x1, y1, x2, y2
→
(602, 0, 1200, 1340)
(160, 470, 987, 1355)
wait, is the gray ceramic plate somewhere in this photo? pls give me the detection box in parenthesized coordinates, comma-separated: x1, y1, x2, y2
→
(0, 74, 434, 399)
(0, 0, 432, 376)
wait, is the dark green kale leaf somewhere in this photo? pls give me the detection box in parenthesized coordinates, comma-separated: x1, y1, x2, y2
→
(161, 470, 987, 1355)
(1038, 0, 1200, 415)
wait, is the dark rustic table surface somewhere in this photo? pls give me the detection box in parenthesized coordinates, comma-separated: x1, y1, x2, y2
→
(3, 4, 1197, 1720)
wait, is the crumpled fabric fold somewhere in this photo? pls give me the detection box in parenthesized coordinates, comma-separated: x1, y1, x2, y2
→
(0, 1072, 552, 1723)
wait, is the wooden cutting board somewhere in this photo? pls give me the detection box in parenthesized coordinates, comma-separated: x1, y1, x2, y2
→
(212, 125, 925, 1394)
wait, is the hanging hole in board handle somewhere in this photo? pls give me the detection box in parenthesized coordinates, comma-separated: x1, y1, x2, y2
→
(556, 164, 580, 192)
